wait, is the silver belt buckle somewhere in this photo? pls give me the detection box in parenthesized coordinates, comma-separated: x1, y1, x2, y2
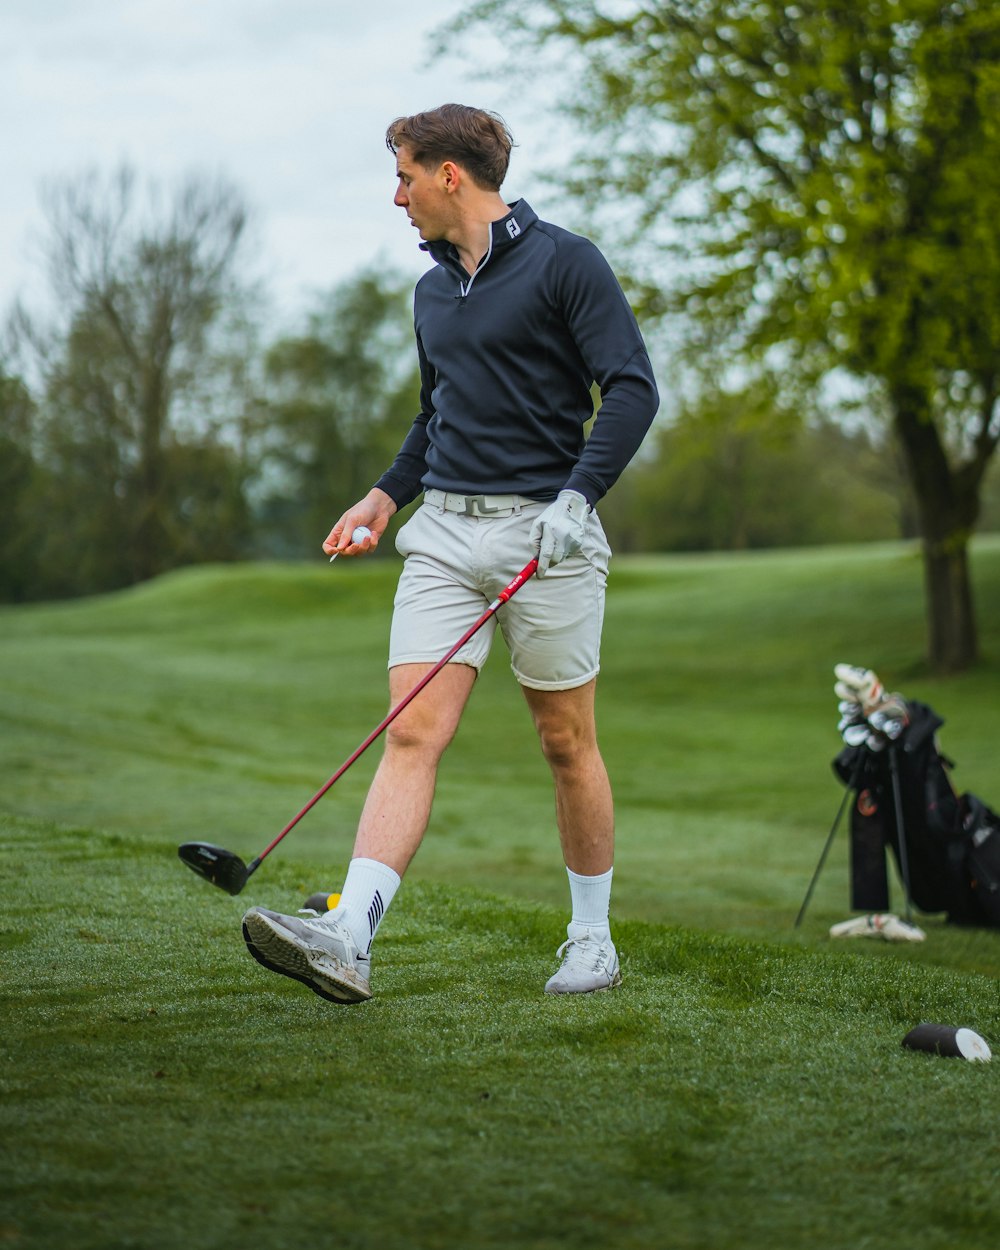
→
(463, 494, 503, 517)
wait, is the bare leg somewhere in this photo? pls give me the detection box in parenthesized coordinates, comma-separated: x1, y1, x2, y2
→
(352, 662, 478, 875)
(521, 678, 614, 875)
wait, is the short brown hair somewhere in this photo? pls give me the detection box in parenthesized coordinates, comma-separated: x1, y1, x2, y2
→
(386, 104, 514, 191)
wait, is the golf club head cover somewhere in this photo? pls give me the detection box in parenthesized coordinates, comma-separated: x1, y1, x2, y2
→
(833, 664, 884, 715)
(530, 489, 590, 577)
(841, 721, 870, 748)
(838, 699, 866, 732)
(867, 693, 910, 741)
(836, 690, 909, 749)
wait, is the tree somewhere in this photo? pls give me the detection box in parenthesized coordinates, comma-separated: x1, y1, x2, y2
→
(0, 366, 52, 600)
(260, 269, 421, 556)
(635, 384, 902, 551)
(452, 0, 1000, 671)
(11, 165, 254, 591)
(597, 373, 904, 553)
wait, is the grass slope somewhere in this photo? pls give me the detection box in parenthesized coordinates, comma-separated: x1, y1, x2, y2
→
(2, 539, 999, 955)
(2, 538, 1000, 1247)
(2, 815, 999, 1250)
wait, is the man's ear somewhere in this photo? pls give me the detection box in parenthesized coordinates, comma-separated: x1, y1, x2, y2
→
(440, 160, 461, 193)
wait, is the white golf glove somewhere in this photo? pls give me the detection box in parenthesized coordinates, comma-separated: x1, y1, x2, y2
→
(530, 490, 590, 577)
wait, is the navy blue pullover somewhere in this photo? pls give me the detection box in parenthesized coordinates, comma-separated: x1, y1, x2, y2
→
(374, 201, 659, 509)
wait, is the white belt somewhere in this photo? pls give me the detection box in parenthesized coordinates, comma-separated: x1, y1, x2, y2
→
(423, 489, 538, 518)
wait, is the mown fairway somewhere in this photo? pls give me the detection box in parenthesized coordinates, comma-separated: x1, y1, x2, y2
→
(2, 538, 1000, 1249)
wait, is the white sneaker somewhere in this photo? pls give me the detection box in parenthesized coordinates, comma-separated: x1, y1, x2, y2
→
(242, 906, 372, 1003)
(544, 930, 622, 995)
(829, 913, 926, 942)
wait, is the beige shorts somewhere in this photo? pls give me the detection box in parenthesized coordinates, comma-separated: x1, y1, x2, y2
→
(389, 492, 611, 691)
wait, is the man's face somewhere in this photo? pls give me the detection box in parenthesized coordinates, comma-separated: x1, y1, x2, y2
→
(393, 146, 453, 242)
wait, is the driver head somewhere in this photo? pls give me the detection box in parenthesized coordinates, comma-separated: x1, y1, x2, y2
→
(178, 842, 248, 896)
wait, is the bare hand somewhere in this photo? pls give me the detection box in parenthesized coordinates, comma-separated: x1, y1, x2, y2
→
(322, 488, 397, 559)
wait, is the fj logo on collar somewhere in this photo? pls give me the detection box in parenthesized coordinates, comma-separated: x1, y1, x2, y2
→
(505, 218, 521, 239)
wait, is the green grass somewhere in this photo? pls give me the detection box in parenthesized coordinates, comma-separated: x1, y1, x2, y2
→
(2, 537, 1000, 1248)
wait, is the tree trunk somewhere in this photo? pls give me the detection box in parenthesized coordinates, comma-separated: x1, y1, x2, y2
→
(921, 541, 977, 674)
(891, 389, 979, 674)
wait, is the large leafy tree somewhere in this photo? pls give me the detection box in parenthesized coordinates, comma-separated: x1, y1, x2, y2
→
(454, 0, 1000, 672)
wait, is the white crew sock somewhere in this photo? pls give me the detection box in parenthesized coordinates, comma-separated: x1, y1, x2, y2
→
(331, 857, 401, 954)
(566, 866, 613, 942)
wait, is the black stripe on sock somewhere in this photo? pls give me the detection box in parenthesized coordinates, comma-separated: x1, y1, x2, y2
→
(367, 889, 384, 938)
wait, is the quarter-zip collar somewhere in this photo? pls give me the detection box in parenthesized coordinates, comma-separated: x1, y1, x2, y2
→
(421, 200, 538, 296)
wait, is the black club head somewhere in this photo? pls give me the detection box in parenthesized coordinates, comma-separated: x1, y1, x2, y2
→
(178, 842, 249, 896)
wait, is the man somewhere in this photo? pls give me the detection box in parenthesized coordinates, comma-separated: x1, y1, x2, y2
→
(242, 104, 659, 1004)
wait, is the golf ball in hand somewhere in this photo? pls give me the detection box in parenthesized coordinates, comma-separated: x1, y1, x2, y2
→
(351, 526, 372, 543)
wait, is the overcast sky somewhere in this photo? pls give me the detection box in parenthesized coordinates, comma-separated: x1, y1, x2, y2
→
(1, 1, 561, 326)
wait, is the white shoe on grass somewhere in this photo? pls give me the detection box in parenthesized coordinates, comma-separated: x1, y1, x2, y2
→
(242, 906, 372, 1003)
(829, 913, 926, 942)
(544, 930, 622, 994)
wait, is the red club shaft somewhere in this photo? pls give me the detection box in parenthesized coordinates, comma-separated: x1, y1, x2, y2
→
(247, 557, 539, 873)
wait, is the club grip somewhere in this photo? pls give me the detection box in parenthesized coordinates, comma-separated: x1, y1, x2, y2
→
(498, 557, 539, 603)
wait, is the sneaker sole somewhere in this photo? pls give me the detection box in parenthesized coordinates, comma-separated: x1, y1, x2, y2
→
(544, 968, 623, 996)
(242, 914, 371, 1004)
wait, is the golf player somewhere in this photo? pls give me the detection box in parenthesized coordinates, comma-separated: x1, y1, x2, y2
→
(242, 104, 659, 1003)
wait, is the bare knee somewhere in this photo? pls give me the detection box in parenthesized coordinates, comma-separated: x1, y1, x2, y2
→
(384, 706, 454, 760)
(381, 662, 474, 761)
(524, 681, 600, 773)
(534, 715, 596, 772)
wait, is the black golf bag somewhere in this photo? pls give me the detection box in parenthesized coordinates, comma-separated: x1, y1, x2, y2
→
(833, 701, 1000, 927)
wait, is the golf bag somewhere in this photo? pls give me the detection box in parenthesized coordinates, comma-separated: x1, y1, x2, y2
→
(833, 701, 1000, 927)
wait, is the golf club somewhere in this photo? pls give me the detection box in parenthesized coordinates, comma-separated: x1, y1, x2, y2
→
(179, 555, 540, 894)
